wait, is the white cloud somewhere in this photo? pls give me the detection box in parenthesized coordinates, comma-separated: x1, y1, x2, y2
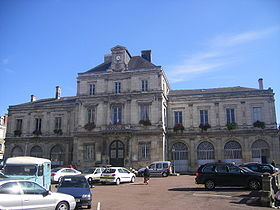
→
(167, 26, 280, 83)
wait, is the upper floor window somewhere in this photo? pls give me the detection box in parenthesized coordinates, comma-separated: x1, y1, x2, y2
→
(200, 110, 208, 125)
(87, 108, 95, 123)
(174, 111, 182, 125)
(35, 118, 42, 131)
(113, 106, 122, 125)
(226, 109, 235, 123)
(141, 80, 148, 91)
(140, 104, 149, 121)
(253, 107, 262, 122)
(55, 117, 62, 130)
(115, 82, 121, 94)
(16, 119, 23, 131)
(89, 84, 95, 96)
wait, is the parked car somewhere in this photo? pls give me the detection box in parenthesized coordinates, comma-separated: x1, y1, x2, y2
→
(100, 167, 136, 185)
(0, 172, 7, 179)
(138, 161, 172, 177)
(81, 167, 105, 183)
(0, 179, 76, 210)
(239, 162, 279, 174)
(51, 167, 81, 183)
(56, 175, 92, 209)
(195, 162, 263, 190)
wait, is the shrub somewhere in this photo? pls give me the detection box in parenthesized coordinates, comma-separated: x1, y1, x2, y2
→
(199, 123, 211, 131)
(14, 130, 22, 137)
(139, 120, 151, 126)
(173, 124, 185, 132)
(253, 120, 265, 129)
(53, 129, 63, 135)
(226, 122, 237, 130)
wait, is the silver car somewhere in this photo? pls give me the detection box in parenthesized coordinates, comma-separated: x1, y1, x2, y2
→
(0, 179, 76, 210)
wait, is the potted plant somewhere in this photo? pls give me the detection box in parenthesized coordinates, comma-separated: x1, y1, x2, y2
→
(32, 130, 42, 136)
(253, 120, 265, 129)
(199, 123, 211, 131)
(226, 122, 237, 130)
(14, 130, 22, 137)
(173, 124, 185, 132)
(84, 122, 96, 130)
(53, 129, 63, 135)
(139, 120, 151, 126)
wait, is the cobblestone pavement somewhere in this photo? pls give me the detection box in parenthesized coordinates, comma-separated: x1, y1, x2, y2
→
(54, 175, 270, 210)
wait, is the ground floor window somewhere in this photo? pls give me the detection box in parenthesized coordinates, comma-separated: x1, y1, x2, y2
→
(30, 146, 43, 158)
(139, 142, 151, 160)
(11, 146, 23, 157)
(251, 139, 269, 163)
(84, 144, 95, 160)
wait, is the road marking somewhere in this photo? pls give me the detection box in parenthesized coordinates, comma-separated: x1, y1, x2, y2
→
(97, 202, 101, 210)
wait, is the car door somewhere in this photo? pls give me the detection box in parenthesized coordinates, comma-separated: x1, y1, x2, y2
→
(18, 181, 56, 210)
(149, 163, 156, 175)
(227, 166, 246, 186)
(0, 182, 23, 209)
(122, 168, 132, 182)
(214, 165, 228, 186)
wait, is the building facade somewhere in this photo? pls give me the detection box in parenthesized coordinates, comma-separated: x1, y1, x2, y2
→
(4, 46, 279, 172)
(0, 115, 7, 160)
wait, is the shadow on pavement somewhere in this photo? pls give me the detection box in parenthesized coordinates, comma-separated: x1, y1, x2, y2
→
(230, 191, 262, 207)
(168, 187, 250, 192)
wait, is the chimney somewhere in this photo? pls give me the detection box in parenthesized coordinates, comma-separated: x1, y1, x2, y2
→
(104, 54, 112, 63)
(258, 78, 263, 90)
(31, 95, 36, 102)
(55, 86, 61, 99)
(141, 50, 152, 62)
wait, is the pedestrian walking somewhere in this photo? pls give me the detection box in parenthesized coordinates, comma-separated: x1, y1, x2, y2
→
(143, 166, 150, 185)
(271, 160, 276, 167)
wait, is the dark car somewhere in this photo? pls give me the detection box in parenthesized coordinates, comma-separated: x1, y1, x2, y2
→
(195, 162, 263, 190)
(56, 175, 92, 209)
(239, 162, 279, 174)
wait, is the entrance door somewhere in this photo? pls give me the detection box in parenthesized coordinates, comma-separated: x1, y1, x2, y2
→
(110, 140, 124, 167)
(172, 142, 188, 173)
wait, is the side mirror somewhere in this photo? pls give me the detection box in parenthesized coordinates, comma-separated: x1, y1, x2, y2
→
(42, 190, 50, 197)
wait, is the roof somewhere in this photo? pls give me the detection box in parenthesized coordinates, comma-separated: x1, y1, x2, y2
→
(169, 86, 272, 97)
(6, 156, 51, 165)
(9, 96, 77, 109)
(81, 56, 157, 74)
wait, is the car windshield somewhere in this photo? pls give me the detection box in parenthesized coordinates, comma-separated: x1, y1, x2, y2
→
(103, 168, 116, 173)
(82, 168, 95, 174)
(59, 177, 89, 188)
(4, 165, 37, 176)
(51, 168, 62, 172)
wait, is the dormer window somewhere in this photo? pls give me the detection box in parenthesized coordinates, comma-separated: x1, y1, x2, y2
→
(89, 84, 95, 95)
(141, 80, 148, 92)
(115, 82, 121, 94)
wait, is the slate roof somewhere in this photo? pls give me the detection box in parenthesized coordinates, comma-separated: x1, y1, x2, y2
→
(9, 96, 77, 109)
(169, 86, 271, 97)
(81, 56, 157, 74)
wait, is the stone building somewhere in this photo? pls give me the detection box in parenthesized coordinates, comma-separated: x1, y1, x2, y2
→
(4, 46, 279, 172)
(0, 115, 8, 160)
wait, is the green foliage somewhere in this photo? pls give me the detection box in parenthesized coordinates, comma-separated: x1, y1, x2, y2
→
(199, 123, 211, 131)
(14, 130, 22, 137)
(53, 129, 63, 135)
(139, 120, 151, 126)
(173, 124, 185, 132)
(253, 120, 265, 129)
(226, 122, 237, 130)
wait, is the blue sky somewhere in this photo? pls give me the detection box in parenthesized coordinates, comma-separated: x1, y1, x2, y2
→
(0, 0, 280, 125)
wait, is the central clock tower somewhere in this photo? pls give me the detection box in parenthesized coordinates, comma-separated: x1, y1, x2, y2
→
(110, 45, 131, 72)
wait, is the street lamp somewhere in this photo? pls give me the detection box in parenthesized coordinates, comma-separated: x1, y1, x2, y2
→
(172, 147, 176, 174)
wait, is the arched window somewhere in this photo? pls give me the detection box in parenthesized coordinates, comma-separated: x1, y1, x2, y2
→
(50, 145, 64, 166)
(251, 140, 269, 163)
(197, 141, 215, 160)
(11, 146, 23, 157)
(224, 141, 242, 159)
(30, 146, 43, 158)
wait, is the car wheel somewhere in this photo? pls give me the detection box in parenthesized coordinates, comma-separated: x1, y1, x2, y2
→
(87, 205, 91, 209)
(116, 178, 120, 185)
(162, 172, 168, 177)
(55, 201, 69, 210)
(58, 176, 63, 183)
(248, 179, 260, 190)
(131, 176, 135, 183)
(205, 180, 215, 190)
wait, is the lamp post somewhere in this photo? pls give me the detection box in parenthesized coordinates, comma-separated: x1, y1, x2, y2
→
(172, 148, 176, 174)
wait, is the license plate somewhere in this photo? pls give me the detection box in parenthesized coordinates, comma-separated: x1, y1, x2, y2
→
(75, 199, 80, 202)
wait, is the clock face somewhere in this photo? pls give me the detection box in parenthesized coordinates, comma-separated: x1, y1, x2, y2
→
(115, 55, 121, 61)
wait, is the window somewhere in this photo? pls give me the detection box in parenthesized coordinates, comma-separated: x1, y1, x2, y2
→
(139, 142, 151, 160)
(113, 106, 122, 124)
(18, 181, 46, 195)
(174, 111, 182, 125)
(89, 84, 95, 95)
(197, 141, 215, 160)
(226, 109, 235, 123)
(224, 141, 242, 159)
(35, 118, 42, 131)
(140, 104, 149, 121)
(253, 107, 261, 122)
(87, 108, 95, 123)
(84, 144, 94, 160)
(141, 80, 148, 91)
(115, 82, 121, 94)
(0, 182, 21, 194)
(200, 110, 208, 125)
(16, 119, 22, 131)
(55, 117, 62, 130)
